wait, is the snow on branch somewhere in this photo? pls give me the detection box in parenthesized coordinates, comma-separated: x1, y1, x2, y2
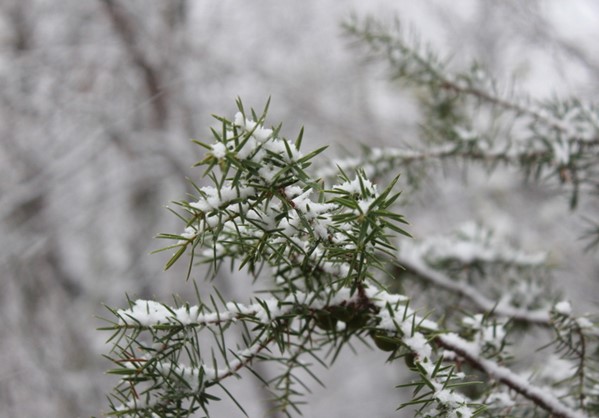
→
(403, 223, 547, 267)
(112, 285, 484, 418)
(103, 99, 599, 417)
(437, 333, 587, 418)
(116, 288, 362, 329)
(396, 225, 553, 325)
(112, 341, 270, 415)
(158, 104, 409, 289)
(344, 16, 599, 208)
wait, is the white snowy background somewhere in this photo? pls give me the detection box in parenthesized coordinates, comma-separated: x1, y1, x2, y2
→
(1, 1, 598, 417)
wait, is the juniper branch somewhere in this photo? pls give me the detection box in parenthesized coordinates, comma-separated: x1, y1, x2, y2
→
(436, 333, 587, 418)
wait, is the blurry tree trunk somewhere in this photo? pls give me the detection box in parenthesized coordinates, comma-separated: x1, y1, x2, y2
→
(100, 0, 169, 129)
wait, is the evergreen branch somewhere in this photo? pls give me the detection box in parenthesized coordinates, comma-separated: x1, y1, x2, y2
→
(344, 16, 599, 208)
(317, 143, 574, 183)
(436, 333, 587, 418)
(103, 97, 599, 417)
(112, 340, 272, 416)
(550, 303, 599, 411)
(396, 250, 551, 326)
(344, 16, 599, 145)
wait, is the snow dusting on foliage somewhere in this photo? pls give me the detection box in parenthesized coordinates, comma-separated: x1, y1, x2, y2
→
(105, 101, 599, 418)
(406, 222, 547, 266)
(554, 300, 573, 315)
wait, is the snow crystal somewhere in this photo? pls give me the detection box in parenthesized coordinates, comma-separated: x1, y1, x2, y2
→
(265, 139, 302, 162)
(441, 332, 481, 357)
(205, 214, 220, 228)
(482, 324, 505, 348)
(151, 362, 206, 391)
(236, 136, 258, 160)
(313, 219, 330, 240)
(576, 317, 594, 329)
(357, 199, 373, 214)
(454, 126, 477, 141)
(232, 112, 272, 141)
(234, 112, 245, 127)
(336, 176, 377, 196)
(552, 138, 571, 165)
(291, 190, 336, 220)
(419, 318, 439, 331)
(177, 226, 200, 245)
(284, 185, 304, 198)
(435, 388, 467, 407)
(462, 314, 483, 328)
(210, 142, 227, 159)
(442, 350, 457, 361)
(253, 126, 273, 142)
(189, 184, 255, 213)
(254, 298, 282, 323)
(404, 332, 432, 359)
(368, 288, 439, 334)
(180, 226, 198, 240)
(258, 165, 278, 182)
(462, 314, 506, 349)
(365, 288, 409, 305)
(230, 113, 302, 165)
(118, 300, 242, 327)
(554, 301, 572, 315)
(118, 300, 173, 326)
